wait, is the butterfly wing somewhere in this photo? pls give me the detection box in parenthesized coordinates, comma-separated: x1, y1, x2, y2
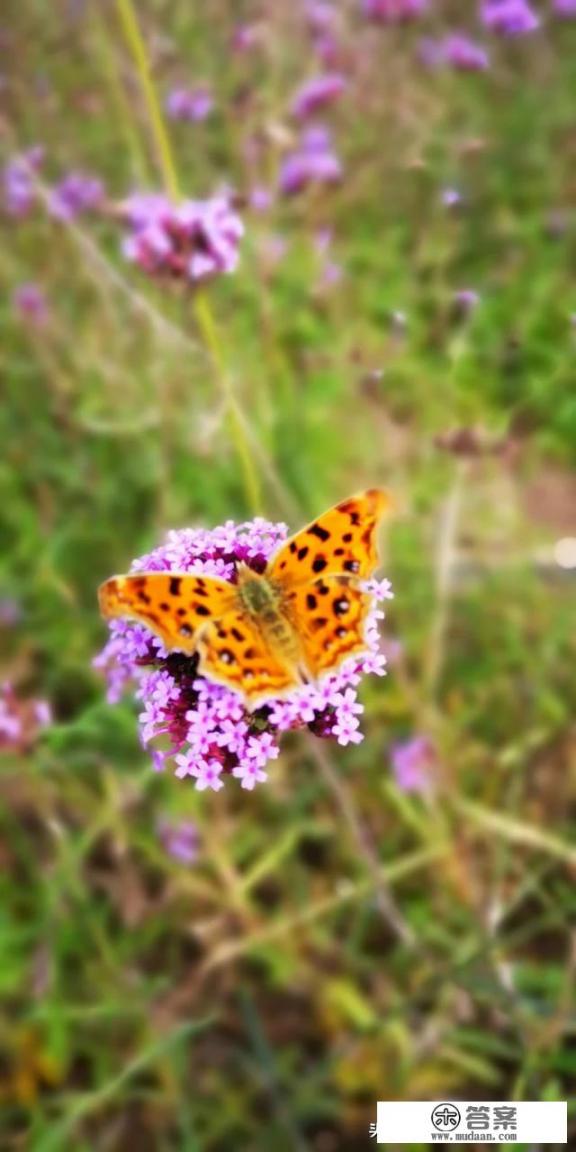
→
(282, 575, 373, 678)
(196, 610, 300, 709)
(268, 488, 391, 679)
(98, 571, 237, 655)
(268, 488, 392, 585)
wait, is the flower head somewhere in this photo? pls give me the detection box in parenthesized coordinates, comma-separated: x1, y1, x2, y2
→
(421, 33, 490, 70)
(2, 147, 43, 217)
(390, 736, 436, 794)
(157, 817, 199, 863)
(480, 0, 540, 36)
(96, 515, 392, 792)
(166, 87, 214, 122)
(279, 126, 342, 195)
(362, 0, 428, 21)
(291, 73, 347, 120)
(553, 0, 576, 15)
(12, 283, 49, 327)
(47, 171, 105, 221)
(121, 192, 244, 282)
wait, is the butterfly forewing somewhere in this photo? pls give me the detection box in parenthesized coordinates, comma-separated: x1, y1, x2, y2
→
(98, 572, 237, 654)
(268, 488, 391, 586)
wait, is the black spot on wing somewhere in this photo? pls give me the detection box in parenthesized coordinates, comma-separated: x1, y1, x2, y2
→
(343, 532, 352, 543)
(312, 556, 327, 574)
(306, 593, 317, 610)
(344, 560, 360, 574)
(169, 577, 182, 596)
(310, 617, 328, 633)
(194, 604, 211, 617)
(297, 546, 309, 560)
(307, 523, 330, 542)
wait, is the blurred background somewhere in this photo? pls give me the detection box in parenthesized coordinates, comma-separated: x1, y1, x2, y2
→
(1, 1, 576, 1148)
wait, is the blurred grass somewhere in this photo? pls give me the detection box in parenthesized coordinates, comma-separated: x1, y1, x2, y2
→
(1, 2, 576, 1149)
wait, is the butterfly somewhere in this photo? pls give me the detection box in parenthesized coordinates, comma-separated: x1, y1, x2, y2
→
(98, 489, 392, 710)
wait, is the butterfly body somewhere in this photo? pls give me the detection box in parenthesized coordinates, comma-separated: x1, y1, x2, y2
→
(99, 489, 391, 709)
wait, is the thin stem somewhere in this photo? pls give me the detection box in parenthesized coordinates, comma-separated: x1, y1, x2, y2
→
(115, 0, 262, 515)
(424, 459, 467, 695)
(194, 293, 262, 515)
(115, 0, 180, 197)
(307, 737, 416, 948)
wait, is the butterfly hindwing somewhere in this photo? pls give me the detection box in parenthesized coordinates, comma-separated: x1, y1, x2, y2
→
(196, 610, 299, 707)
(284, 575, 372, 678)
(98, 572, 237, 654)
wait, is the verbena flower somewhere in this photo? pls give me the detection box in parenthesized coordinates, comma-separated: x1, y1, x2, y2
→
(390, 736, 436, 794)
(291, 73, 347, 120)
(480, 0, 540, 35)
(0, 683, 52, 752)
(12, 283, 49, 327)
(362, 0, 429, 21)
(2, 146, 43, 217)
(553, 0, 576, 14)
(47, 171, 105, 221)
(120, 192, 244, 282)
(279, 126, 342, 195)
(166, 87, 214, 122)
(96, 518, 392, 791)
(453, 288, 481, 313)
(421, 33, 490, 70)
(157, 817, 199, 863)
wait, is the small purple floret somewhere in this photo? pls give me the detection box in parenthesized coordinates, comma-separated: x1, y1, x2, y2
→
(362, 0, 428, 21)
(291, 73, 347, 120)
(279, 126, 342, 195)
(480, 0, 540, 36)
(2, 146, 43, 217)
(121, 192, 244, 282)
(96, 517, 392, 792)
(390, 736, 436, 794)
(47, 171, 105, 221)
(166, 87, 214, 122)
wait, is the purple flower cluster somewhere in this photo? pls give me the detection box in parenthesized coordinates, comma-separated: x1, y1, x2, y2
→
(291, 73, 347, 120)
(120, 192, 244, 282)
(279, 126, 342, 195)
(553, 0, 576, 14)
(390, 735, 436, 794)
(2, 146, 43, 217)
(12, 283, 49, 327)
(480, 0, 540, 35)
(166, 87, 214, 122)
(157, 817, 199, 863)
(96, 517, 392, 792)
(0, 682, 51, 752)
(362, 0, 429, 21)
(47, 171, 105, 221)
(421, 33, 490, 70)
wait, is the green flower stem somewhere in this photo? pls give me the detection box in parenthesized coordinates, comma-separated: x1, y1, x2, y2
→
(115, 0, 262, 514)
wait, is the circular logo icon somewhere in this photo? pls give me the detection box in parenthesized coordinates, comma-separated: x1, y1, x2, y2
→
(431, 1103, 461, 1132)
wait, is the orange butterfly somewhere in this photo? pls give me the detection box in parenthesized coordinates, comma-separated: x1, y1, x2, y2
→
(98, 489, 392, 710)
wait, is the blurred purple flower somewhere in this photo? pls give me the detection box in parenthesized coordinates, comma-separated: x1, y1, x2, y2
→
(291, 73, 347, 120)
(0, 599, 22, 627)
(422, 33, 490, 69)
(480, 0, 540, 35)
(166, 87, 214, 122)
(390, 736, 436, 794)
(553, 0, 576, 14)
(121, 192, 244, 282)
(12, 283, 49, 327)
(305, 1, 336, 30)
(0, 682, 51, 751)
(96, 518, 392, 791)
(3, 146, 43, 217)
(249, 185, 273, 212)
(232, 23, 259, 51)
(47, 171, 105, 221)
(441, 187, 462, 207)
(453, 288, 481, 312)
(157, 817, 199, 863)
(363, 0, 428, 21)
(279, 126, 342, 195)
